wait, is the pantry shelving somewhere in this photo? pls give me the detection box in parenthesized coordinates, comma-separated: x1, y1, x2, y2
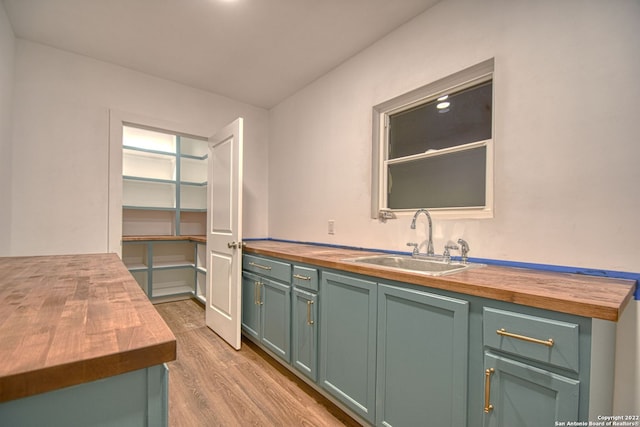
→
(121, 125, 208, 302)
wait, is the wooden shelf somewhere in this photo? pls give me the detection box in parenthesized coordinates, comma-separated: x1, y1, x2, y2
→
(123, 179, 176, 209)
(152, 261, 195, 269)
(123, 149, 176, 181)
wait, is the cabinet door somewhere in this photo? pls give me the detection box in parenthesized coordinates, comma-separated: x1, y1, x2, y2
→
(483, 353, 579, 427)
(241, 271, 261, 340)
(292, 288, 318, 381)
(376, 283, 469, 427)
(320, 272, 377, 424)
(261, 278, 291, 363)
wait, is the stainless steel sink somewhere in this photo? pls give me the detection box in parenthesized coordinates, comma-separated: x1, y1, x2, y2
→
(343, 254, 484, 276)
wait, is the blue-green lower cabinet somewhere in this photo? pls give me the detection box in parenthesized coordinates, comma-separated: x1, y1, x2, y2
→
(320, 272, 377, 424)
(292, 288, 318, 381)
(0, 364, 168, 427)
(241, 254, 599, 426)
(241, 271, 291, 363)
(376, 283, 469, 427)
(241, 271, 261, 338)
(483, 352, 579, 427)
(262, 277, 292, 362)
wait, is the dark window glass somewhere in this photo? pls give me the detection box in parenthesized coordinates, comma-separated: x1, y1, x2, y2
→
(388, 146, 486, 209)
(388, 81, 492, 159)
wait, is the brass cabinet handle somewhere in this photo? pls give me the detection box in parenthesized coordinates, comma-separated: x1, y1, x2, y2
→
(496, 328, 554, 347)
(293, 274, 311, 281)
(249, 262, 271, 271)
(254, 281, 263, 305)
(306, 300, 314, 325)
(258, 282, 263, 305)
(484, 368, 495, 413)
(254, 281, 259, 305)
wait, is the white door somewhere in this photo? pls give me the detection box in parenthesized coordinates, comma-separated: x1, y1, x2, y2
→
(205, 118, 243, 349)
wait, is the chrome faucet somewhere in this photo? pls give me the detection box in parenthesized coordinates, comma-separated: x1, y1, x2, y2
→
(410, 209, 434, 256)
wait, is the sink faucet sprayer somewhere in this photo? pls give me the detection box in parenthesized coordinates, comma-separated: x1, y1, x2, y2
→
(457, 238, 469, 264)
(410, 209, 434, 256)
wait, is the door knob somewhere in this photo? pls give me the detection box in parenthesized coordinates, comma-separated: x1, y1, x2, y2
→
(227, 241, 238, 249)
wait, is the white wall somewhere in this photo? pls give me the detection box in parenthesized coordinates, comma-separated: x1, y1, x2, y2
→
(269, 0, 640, 272)
(10, 40, 269, 256)
(0, 4, 14, 256)
(269, 0, 639, 412)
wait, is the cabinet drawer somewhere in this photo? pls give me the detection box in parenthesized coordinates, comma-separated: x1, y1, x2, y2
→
(483, 307, 579, 372)
(292, 265, 318, 291)
(243, 255, 291, 283)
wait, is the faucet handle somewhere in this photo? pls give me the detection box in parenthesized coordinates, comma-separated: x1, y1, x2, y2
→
(406, 242, 419, 255)
(444, 242, 460, 263)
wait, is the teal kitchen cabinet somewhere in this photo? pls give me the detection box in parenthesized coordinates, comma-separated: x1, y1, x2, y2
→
(241, 247, 618, 426)
(241, 270, 262, 339)
(320, 272, 377, 424)
(481, 307, 582, 426)
(0, 365, 168, 427)
(376, 283, 469, 427)
(261, 277, 292, 362)
(291, 265, 320, 381)
(482, 353, 579, 427)
(292, 288, 318, 381)
(241, 255, 292, 363)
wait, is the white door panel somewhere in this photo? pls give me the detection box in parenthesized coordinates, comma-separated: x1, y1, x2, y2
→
(205, 117, 243, 350)
(209, 252, 232, 318)
(210, 139, 232, 231)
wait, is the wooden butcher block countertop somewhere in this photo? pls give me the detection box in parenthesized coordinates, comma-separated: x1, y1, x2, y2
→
(122, 235, 206, 243)
(0, 253, 176, 403)
(244, 240, 636, 322)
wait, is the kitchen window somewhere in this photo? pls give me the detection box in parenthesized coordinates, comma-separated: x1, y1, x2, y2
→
(371, 59, 494, 219)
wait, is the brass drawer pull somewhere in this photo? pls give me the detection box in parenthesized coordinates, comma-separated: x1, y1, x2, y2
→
(254, 281, 258, 305)
(484, 368, 495, 413)
(293, 274, 312, 281)
(496, 328, 554, 347)
(254, 281, 259, 305)
(254, 281, 263, 305)
(249, 262, 272, 271)
(306, 300, 314, 325)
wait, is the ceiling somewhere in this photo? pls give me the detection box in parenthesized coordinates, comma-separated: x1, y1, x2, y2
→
(3, 0, 440, 108)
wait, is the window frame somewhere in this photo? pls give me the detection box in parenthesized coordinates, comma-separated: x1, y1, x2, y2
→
(371, 58, 495, 220)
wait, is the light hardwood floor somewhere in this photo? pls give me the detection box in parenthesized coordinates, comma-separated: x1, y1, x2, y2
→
(155, 299, 360, 427)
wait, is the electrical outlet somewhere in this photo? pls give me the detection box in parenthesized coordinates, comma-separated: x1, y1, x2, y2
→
(328, 220, 335, 235)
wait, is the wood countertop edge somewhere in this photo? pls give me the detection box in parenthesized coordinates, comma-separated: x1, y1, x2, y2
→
(123, 235, 205, 243)
(0, 339, 176, 403)
(244, 243, 635, 322)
